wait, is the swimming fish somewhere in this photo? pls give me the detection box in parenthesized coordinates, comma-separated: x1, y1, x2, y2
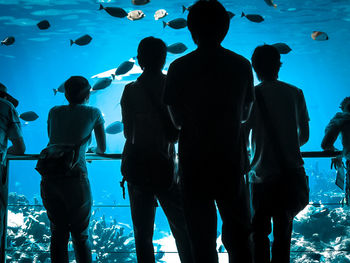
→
(132, 0, 150, 5)
(19, 111, 39, 122)
(272, 43, 292, 54)
(115, 60, 135, 76)
(127, 10, 145, 21)
(311, 31, 329, 41)
(241, 12, 264, 23)
(264, 0, 277, 8)
(99, 4, 128, 18)
(154, 9, 168, 20)
(227, 11, 235, 19)
(37, 20, 50, 30)
(163, 18, 187, 29)
(106, 121, 123, 134)
(182, 5, 192, 13)
(1, 36, 15, 46)
(92, 75, 114, 91)
(70, 34, 92, 46)
(53, 82, 65, 95)
(167, 42, 188, 54)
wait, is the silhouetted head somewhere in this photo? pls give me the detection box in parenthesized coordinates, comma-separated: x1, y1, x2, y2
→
(187, 0, 230, 46)
(251, 45, 282, 81)
(340, 97, 350, 113)
(137, 37, 167, 72)
(64, 76, 91, 104)
(0, 82, 19, 107)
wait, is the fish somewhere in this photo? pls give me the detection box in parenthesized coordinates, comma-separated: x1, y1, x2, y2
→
(99, 4, 128, 18)
(154, 9, 168, 20)
(37, 20, 50, 30)
(264, 0, 277, 8)
(70, 34, 92, 46)
(227, 11, 235, 19)
(155, 251, 165, 261)
(106, 121, 123, 134)
(272, 43, 292, 54)
(182, 5, 192, 13)
(19, 111, 39, 122)
(132, 0, 150, 5)
(311, 31, 329, 41)
(115, 59, 135, 76)
(1, 36, 15, 46)
(241, 12, 264, 23)
(53, 82, 65, 95)
(163, 18, 187, 29)
(167, 42, 188, 54)
(127, 10, 145, 21)
(92, 75, 115, 91)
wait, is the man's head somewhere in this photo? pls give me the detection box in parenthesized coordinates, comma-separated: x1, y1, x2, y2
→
(0, 82, 19, 107)
(251, 45, 282, 81)
(64, 76, 91, 104)
(187, 0, 230, 46)
(137, 37, 167, 72)
(340, 97, 350, 112)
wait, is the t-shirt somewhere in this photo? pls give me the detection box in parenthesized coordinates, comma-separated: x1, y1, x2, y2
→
(163, 46, 254, 171)
(47, 104, 104, 174)
(322, 112, 350, 160)
(245, 80, 310, 183)
(0, 97, 23, 161)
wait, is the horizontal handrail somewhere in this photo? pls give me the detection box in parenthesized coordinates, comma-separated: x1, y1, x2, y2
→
(5, 150, 343, 161)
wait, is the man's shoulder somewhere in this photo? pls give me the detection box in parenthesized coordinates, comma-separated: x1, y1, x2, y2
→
(0, 97, 16, 112)
(169, 50, 196, 69)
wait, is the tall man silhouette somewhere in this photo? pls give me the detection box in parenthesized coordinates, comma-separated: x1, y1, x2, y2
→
(163, 1, 254, 262)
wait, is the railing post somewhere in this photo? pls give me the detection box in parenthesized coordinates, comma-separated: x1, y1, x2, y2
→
(0, 159, 9, 263)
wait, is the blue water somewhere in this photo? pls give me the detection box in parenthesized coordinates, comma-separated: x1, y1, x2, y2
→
(1, 0, 350, 262)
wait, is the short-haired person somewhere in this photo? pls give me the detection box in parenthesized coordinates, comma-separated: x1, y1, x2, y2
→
(0, 83, 25, 258)
(246, 45, 310, 263)
(321, 97, 350, 204)
(163, 1, 254, 262)
(120, 37, 193, 263)
(41, 76, 106, 263)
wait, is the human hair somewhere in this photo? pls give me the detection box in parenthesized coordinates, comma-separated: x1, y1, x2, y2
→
(0, 83, 6, 99)
(137, 37, 167, 71)
(187, 0, 230, 45)
(64, 76, 91, 104)
(251, 45, 282, 81)
(340, 97, 350, 112)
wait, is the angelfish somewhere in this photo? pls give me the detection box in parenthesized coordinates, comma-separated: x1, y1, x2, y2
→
(154, 9, 168, 20)
(127, 10, 145, 21)
(70, 34, 92, 46)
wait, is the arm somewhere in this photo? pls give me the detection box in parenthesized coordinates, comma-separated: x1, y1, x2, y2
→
(7, 107, 26, 154)
(94, 123, 106, 154)
(241, 62, 255, 124)
(321, 122, 340, 151)
(167, 105, 182, 130)
(299, 121, 309, 147)
(297, 90, 310, 147)
(7, 137, 25, 154)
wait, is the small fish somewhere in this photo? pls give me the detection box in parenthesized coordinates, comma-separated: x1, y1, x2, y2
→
(154, 9, 168, 20)
(241, 12, 264, 23)
(70, 34, 92, 46)
(155, 251, 165, 261)
(227, 11, 235, 19)
(272, 43, 292, 54)
(99, 4, 128, 18)
(19, 111, 39, 122)
(115, 60, 135, 76)
(1, 36, 15, 46)
(264, 0, 277, 8)
(127, 10, 145, 21)
(218, 244, 225, 253)
(132, 0, 150, 5)
(163, 18, 187, 29)
(92, 75, 115, 91)
(37, 20, 50, 30)
(311, 31, 329, 41)
(106, 121, 123, 134)
(167, 42, 188, 54)
(53, 82, 65, 95)
(182, 5, 192, 13)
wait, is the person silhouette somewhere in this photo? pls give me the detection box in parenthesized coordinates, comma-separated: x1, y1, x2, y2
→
(120, 37, 193, 263)
(245, 45, 310, 263)
(163, 1, 254, 262)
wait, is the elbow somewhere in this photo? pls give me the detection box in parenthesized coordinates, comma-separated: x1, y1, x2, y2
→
(97, 143, 106, 154)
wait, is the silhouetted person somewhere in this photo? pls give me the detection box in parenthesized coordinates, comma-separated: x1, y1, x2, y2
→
(321, 97, 350, 204)
(120, 37, 193, 263)
(163, 1, 254, 262)
(41, 76, 106, 263)
(0, 83, 26, 260)
(245, 45, 310, 263)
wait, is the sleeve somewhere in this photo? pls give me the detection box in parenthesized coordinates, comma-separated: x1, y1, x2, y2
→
(321, 113, 343, 150)
(93, 108, 105, 128)
(297, 89, 310, 124)
(7, 107, 23, 140)
(245, 61, 255, 106)
(120, 83, 133, 140)
(163, 62, 180, 107)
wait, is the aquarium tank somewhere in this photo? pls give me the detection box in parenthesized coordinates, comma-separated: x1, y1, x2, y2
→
(1, 0, 350, 262)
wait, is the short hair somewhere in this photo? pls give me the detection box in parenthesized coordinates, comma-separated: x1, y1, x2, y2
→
(137, 37, 167, 71)
(251, 45, 282, 81)
(187, 0, 230, 45)
(64, 76, 91, 104)
(340, 97, 350, 112)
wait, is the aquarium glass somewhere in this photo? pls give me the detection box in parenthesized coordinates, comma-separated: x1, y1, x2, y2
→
(1, 0, 350, 262)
